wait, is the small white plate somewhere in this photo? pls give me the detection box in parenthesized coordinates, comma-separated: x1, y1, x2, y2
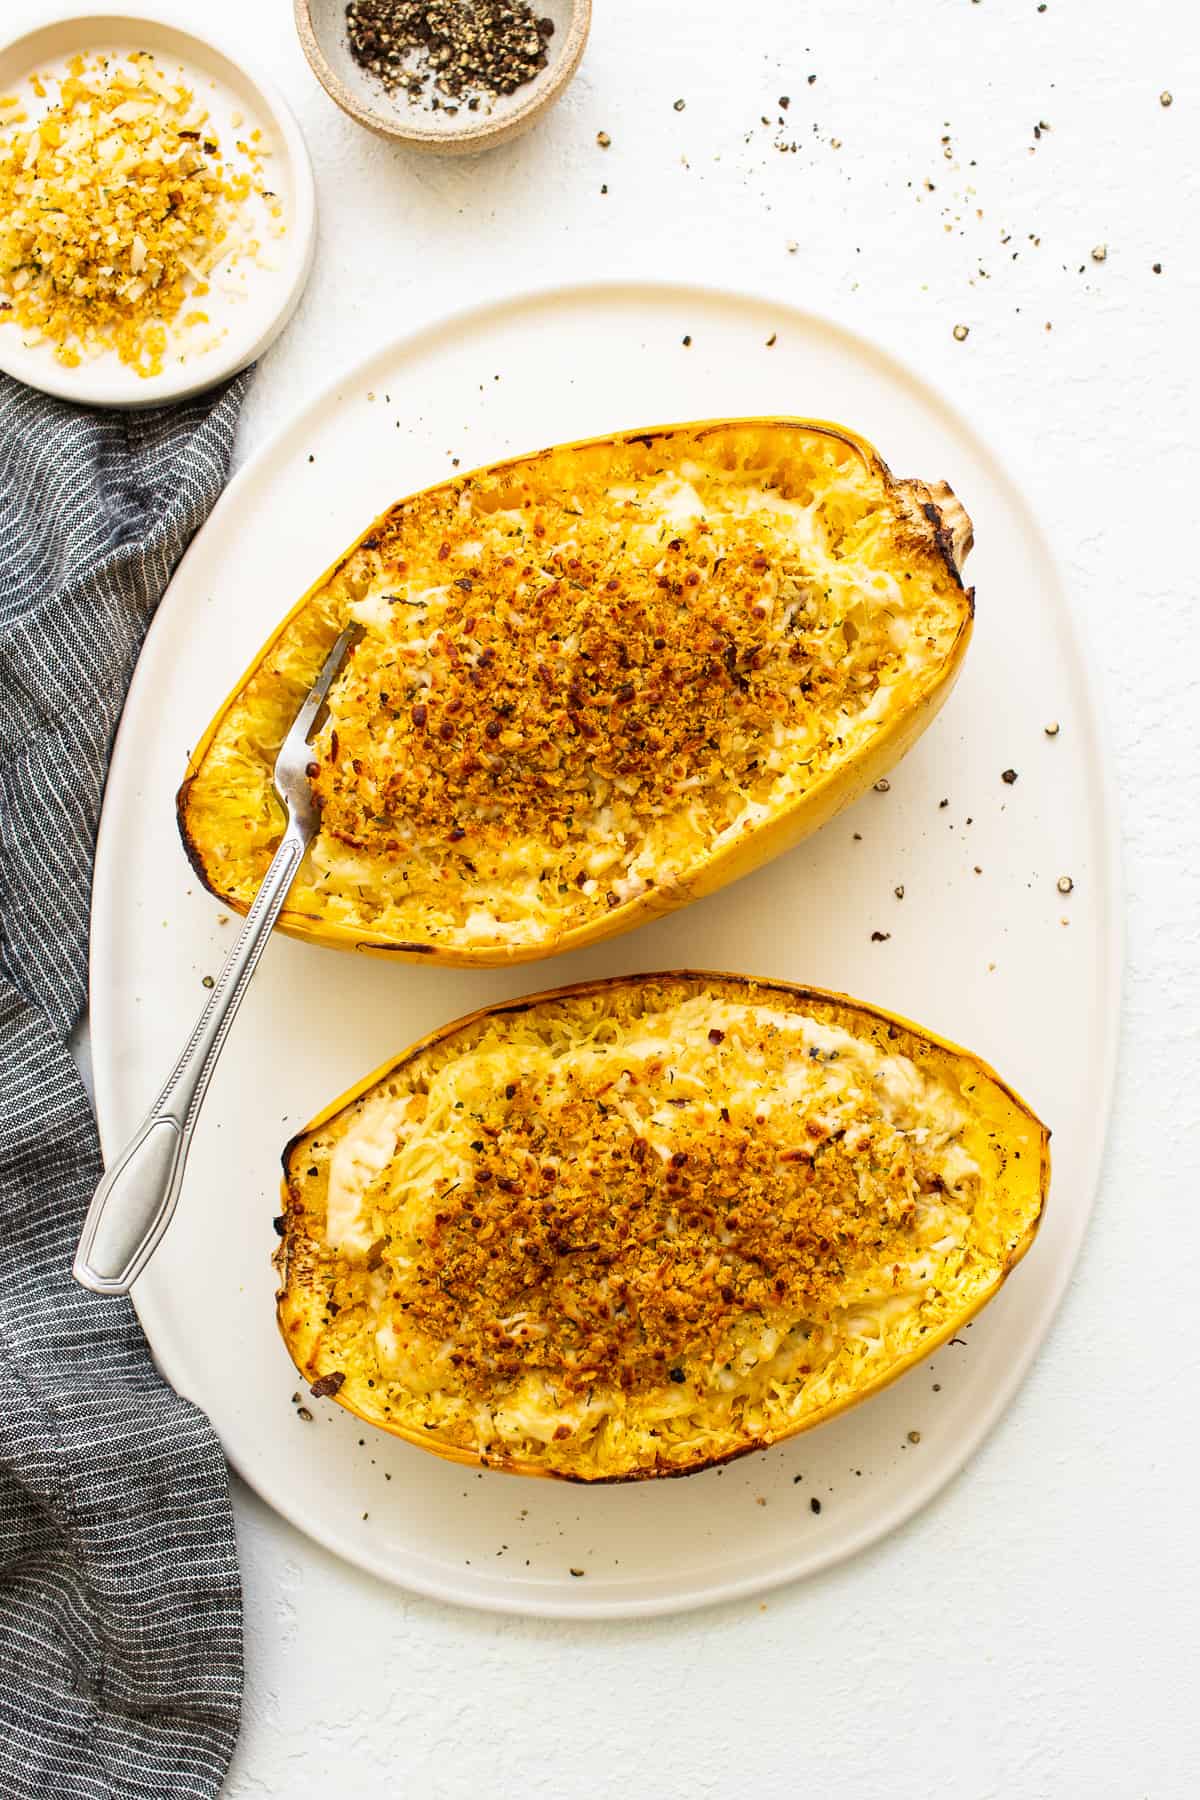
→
(0, 8, 315, 407)
(90, 280, 1121, 1618)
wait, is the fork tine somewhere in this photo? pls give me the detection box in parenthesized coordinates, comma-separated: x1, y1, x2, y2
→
(272, 622, 361, 821)
(278, 624, 359, 764)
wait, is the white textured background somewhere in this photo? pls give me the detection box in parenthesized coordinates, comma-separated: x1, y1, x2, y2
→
(37, 0, 1200, 1792)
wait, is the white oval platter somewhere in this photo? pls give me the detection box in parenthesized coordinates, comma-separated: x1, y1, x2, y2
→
(90, 280, 1120, 1618)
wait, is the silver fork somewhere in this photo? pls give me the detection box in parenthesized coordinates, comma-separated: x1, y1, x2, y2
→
(73, 624, 359, 1297)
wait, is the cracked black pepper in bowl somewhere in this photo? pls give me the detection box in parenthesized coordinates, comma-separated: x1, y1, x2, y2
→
(346, 0, 555, 110)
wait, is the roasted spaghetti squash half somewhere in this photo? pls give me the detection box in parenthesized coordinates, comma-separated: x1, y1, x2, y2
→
(179, 419, 973, 964)
(276, 973, 1048, 1482)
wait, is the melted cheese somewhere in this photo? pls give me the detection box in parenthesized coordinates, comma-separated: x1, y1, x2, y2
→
(323, 995, 978, 1328)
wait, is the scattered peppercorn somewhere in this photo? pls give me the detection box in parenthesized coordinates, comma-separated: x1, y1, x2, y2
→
(201, 974, 215, 989)
(1091, 244, 1107, 263)
(346, 1, 555, 109)
(894, 884, 905, 899)
(295, 1406, 314, 1423)
(673, 98, 686, 112)
(1001, 767, 1018, 784)
(908, 1429, 921, 1444)
(596, 130, 611, 147)
(874, 777, 890, 792)
(870, 930, 891, 942)
(810, 1496, 822, 1514)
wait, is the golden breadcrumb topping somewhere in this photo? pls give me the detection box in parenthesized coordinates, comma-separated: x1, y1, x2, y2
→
(308, 432, 954, 926)
(275, 980, 1049, 1481)
(182, 425, 971, 958)
(0, 52, 269, 375)
(397, 1057, 948, 1402)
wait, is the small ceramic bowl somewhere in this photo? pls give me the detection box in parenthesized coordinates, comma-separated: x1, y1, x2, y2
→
(0, 8, 315, 407)
(294, 0, 591, 156)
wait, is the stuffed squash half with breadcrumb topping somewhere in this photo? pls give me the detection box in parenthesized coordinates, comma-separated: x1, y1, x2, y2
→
(277, 974, 1048, 1481)
(179, 419, 973, 963)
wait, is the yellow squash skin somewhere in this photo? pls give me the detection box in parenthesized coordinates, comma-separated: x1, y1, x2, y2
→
(178, 419, 974, 965)
(276, 972, 1048, 1483)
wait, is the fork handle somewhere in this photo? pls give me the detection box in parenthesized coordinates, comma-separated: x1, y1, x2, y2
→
(73, 813, 311, 1296)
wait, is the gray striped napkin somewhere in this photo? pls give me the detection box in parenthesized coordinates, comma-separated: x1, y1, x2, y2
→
(0, 370, 251, 1799)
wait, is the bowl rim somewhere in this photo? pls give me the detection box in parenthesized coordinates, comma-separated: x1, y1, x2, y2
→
(293, 0, 592, 150)
(0, 3, 317, 407)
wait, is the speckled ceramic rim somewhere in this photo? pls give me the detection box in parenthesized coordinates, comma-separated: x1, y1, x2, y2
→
(293, 0, 591, 154)
(97, 279, 1124, 1620)
(0, 4, 317, 407)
